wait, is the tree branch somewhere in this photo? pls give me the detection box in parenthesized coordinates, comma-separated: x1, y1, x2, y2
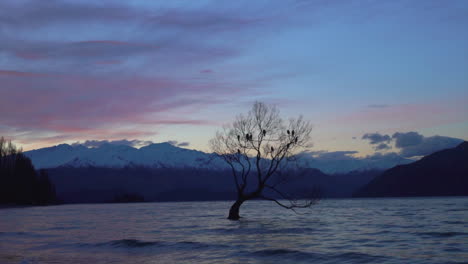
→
(260, 195, 317, 214)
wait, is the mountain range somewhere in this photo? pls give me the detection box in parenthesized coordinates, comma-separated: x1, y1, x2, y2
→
(25, 142, 218, 170)
(24, 142, 413, 174)
(20, 141, 468, 203)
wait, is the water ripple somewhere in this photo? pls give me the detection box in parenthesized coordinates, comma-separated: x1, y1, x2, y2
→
(1, 198, 467, 264)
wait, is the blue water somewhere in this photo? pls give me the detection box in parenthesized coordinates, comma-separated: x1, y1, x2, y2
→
(1, 198, 467, 264)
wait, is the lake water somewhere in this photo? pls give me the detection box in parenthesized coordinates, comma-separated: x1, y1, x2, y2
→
(1, 198, 467, 264)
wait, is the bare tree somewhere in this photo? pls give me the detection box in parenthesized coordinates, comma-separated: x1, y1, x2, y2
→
(0, 136, 21, 170)
(210, 102, 319, 220)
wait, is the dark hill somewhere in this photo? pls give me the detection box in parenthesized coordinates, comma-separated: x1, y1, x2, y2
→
(46, 166, 378, 203)
(354, 141, 468, 197)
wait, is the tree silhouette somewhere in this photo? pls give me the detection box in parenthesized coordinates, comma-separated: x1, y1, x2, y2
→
(210, 102, 319, 220)
(0, 137, 57, 205)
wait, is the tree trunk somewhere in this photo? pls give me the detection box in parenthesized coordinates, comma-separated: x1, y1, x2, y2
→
(228, 199, 245, 220)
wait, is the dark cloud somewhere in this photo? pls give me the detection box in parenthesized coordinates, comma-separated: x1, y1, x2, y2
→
(0, 1, 139, 29)
(362, 131, 464, 157)
(392, 132, 424, 148)
(362, 132, 391, 144)
(389, 131, 463, 157)
(166, 140, 190, 147)
(166, 140, 178, 146)
(72, 139, 153, 148)
(0, 1, 261, 31)
(375, 143, 391, 151)
(177, 142, 190, 147)
(396, 134, 464, 157)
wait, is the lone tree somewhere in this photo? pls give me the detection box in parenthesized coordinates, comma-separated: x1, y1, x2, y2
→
(210, 102, 319, 220)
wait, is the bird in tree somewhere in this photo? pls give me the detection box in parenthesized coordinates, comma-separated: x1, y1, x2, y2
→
(210, 102, 319, 220)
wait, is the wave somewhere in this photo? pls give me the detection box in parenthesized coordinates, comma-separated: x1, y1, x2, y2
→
(24, 238, 231, 252)
(174, 241, 231, 249)
(251, 249, 387, 262)
(252, 248, 321, 260)
(106, 239, 161, 248)
(444, 220, 466, 225)
(445, 208, 467, 212)
(416, 231, 468, 238)
(90, 239, 230, 250)
(0, 231, 28, 236)
(48, 226, 80, 231)
(0, 231, 56, 238)
(27, 239, 161, 251)
(334, 252, 386, 263)
(207, 227, 317, 235)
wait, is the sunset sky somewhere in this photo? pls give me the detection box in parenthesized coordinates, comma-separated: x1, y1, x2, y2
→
(1, 0, 467, 157)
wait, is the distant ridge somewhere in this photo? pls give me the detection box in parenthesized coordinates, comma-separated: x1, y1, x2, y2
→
(24, 143, 413, 174)
(354, 141, 468, 197)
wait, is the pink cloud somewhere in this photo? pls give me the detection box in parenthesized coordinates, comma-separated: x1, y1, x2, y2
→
(0, 69, 243, 141)
(0, 1, 291, 149)
(153, 119, 215, 125)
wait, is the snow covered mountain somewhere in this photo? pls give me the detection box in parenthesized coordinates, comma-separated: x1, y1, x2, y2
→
(24, 143, 220, 169)
(24, 142, 414, 173)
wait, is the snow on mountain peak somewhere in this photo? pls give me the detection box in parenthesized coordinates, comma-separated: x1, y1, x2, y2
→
(24, 142, 217, 169)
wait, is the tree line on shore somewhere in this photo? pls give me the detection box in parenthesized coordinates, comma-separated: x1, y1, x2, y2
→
(0, 137, 57, 205)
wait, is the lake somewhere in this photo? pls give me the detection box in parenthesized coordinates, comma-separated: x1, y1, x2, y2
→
(1, 197, 467, 264)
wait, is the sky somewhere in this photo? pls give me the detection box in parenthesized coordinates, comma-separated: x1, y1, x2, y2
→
(1, 0, 467, 157)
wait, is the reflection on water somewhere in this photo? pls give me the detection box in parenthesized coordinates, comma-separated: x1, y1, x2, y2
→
(0, 197, 467, 264)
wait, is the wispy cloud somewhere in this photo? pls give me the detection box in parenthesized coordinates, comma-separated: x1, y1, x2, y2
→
(1, 0, 467, 151)
(0, 71, 230, 139)
(0, 0, 286, 148)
